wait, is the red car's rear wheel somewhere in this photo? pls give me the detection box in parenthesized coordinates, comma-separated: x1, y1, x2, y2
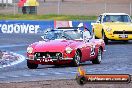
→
(92, 48, 102, 64)
(72, 51, 81, 67)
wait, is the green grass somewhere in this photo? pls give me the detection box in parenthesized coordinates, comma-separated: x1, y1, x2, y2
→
(0, 14, 97, 20)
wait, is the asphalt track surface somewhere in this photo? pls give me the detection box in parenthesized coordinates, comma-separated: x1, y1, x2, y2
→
(0, 33, 132, 83)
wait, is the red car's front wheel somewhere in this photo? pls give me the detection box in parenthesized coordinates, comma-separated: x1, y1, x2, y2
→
(27, 60, 38, 69)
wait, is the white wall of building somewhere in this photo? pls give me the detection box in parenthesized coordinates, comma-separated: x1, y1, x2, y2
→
(0, 0, 13, 3)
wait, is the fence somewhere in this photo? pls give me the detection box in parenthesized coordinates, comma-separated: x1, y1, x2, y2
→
(0, 1, 132, 16)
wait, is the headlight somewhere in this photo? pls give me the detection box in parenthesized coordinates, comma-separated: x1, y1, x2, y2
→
(65, 47, 73, 54)
(106, 27, 112, 32)
(27, 47, 33, 54)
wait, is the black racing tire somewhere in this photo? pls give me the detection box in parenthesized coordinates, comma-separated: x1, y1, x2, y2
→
(72, 51, 81, 67)
(92, 48, 102, 64)
(76, 75, 87, 85)
(102, 31, 108, 45)
(123, 40, 129, 43)
(27, 60, 38, 69)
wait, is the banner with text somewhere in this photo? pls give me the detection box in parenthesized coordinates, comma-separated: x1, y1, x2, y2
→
(0, 20, 54, 34)
(0, 20, 94, 34)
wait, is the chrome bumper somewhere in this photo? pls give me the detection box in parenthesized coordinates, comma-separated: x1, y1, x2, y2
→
(26, 57, 73, 61)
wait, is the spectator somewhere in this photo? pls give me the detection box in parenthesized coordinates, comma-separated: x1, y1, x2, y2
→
(22, 6, 27, 14)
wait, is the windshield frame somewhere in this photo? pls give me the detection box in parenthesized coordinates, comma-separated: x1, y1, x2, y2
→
(43, 29, 85, 40)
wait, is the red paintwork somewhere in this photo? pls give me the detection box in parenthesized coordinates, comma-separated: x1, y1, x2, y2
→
(27, 39, 105, 65)
(18, 0, 27, 7)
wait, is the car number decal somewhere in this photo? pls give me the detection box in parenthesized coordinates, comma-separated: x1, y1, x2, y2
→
(90, 45, 95, 57)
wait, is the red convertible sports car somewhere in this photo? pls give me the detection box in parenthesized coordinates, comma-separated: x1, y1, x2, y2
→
(27, 27, 105, 69)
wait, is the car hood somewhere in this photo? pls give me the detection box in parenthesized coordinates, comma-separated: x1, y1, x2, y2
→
(32, 40, 75, 52)
(103, 22, 132, 31)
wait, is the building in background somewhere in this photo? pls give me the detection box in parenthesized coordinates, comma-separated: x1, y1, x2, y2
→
(0, 0, 13, 3)
(0, 0, 13, 8)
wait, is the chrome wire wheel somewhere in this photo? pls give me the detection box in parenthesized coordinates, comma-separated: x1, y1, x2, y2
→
(98, 48, 102, 62)
(92, 48, 102, 64)
(73, 51, 81, 67)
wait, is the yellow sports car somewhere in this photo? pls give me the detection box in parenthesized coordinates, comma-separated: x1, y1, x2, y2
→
(92, 13, 132, 44)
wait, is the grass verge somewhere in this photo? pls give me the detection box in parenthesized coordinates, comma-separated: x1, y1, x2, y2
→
(0, 14, 97, 20)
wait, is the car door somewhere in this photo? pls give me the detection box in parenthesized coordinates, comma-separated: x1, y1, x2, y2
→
(80, 42, 91, 62)
(80, 31, 92, 62)
(93, 15, 103, 38)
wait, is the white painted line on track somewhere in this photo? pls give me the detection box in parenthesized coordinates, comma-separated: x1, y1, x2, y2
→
(102, 70, 109, 72)
(116, 69, 122, 70)
(53, 72, 64, 75)
(22, 74, 32, 77)
(39, 73, 47, 76)
(8, 75, 20, 78)
(70, 72, 77, 74)
(0, 52, 25, 68)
